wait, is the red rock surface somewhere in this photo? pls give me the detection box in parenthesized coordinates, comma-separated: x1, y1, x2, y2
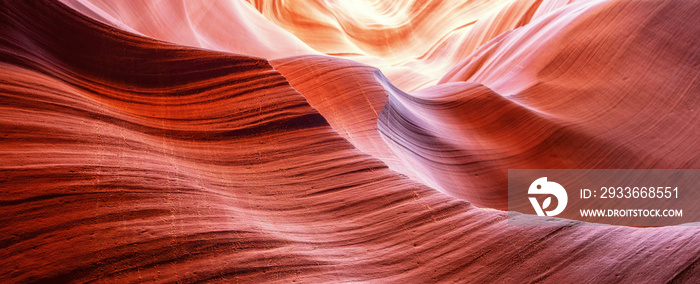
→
(1, 0, 699, 283)
(270, 55, 415, 179)
(380, 0, 700, 209)
(61, 0, 576, 91)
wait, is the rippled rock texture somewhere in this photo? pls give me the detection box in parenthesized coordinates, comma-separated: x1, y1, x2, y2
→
(1, 0, 699, 283)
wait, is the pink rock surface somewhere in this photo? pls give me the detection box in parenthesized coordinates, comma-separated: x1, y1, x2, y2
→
(0, 0, 699, 283)
(390, 0, 700, 208)
(63, 0, 575, 91)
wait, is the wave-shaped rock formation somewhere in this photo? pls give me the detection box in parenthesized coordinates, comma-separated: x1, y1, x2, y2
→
(61, 0, 577, 91)
(380, 0, 700, 209)
(1, 0, 699, 283)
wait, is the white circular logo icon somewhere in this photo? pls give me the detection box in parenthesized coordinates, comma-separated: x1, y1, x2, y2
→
(528, 177, 568, 217)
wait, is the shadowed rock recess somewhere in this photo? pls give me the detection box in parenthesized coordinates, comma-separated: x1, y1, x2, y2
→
(1, 0, 699, 283)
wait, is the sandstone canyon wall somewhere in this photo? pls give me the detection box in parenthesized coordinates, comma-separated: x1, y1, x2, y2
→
(1, 0, 699, 283)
